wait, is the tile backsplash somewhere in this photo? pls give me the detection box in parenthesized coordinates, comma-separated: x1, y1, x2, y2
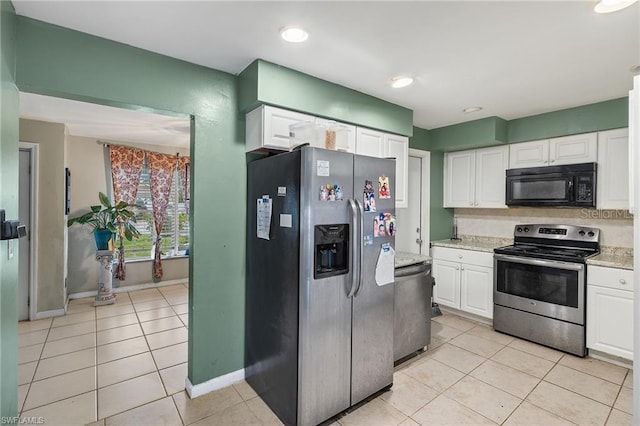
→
(455, 207, 633, 248)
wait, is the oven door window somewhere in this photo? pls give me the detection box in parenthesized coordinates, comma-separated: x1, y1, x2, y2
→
(496, 260, 579, 307)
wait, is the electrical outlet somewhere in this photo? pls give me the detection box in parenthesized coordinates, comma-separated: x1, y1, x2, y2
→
(7, 240, 14, 259)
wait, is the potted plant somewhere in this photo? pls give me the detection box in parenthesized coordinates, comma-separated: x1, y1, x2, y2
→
(67, 192, 141, 250)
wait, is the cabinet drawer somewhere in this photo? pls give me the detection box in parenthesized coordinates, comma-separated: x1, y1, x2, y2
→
(431, 246, 493, 268)
(587, 265, 633, 291)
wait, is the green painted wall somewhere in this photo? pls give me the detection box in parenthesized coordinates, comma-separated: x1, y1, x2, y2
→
(408, 126, 429, 151)
(426, 98, 629, 242)
(0, 0, 19, 417)
(15, 16, 245, 386)
(409, 127, 453, 241)
(429, 152, 454, 241)
(239, 59, 414, 136)
(507, 97, 628, 143)
(429, 116, 507, 152)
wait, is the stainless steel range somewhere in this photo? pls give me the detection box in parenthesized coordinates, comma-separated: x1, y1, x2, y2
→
(493, 224, 600, 357)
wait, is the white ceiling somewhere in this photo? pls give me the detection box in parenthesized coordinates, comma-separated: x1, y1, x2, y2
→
(13, 0, 640, 133)
(20, 92, 191, 147)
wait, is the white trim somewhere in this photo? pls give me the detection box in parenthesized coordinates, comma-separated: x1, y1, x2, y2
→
(408, 148, 431, 255)
(34, 308, 65, 320)
(19, 142, 39, 321)
(185, 368, 245, 399)
(67, 278, 188, 300)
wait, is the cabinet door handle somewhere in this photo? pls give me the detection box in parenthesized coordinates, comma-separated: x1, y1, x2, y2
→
(455, 266, 460, 270)
(550, 159, 555, 163)
(620, 279, 627, 284)
(468, 201, 473, 206)
(458, 255, 463, 259)
(460, 267, 464, 270)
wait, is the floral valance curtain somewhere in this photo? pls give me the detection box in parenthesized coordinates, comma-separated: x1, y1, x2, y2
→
(179, 156, 190, 215)
(148, 152, 179, 279)
(109, 145, 145, 280)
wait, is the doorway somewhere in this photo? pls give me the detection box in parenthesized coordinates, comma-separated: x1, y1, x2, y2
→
(395, 149, 430, 254)
(18, 143, 37, 321)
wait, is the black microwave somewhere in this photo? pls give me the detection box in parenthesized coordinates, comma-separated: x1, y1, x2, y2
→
(505, 162, 597, 208)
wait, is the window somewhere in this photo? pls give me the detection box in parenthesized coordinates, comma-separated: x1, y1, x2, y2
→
(121, 160, 189, 261)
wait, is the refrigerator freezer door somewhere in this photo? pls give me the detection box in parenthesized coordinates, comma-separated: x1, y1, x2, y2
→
(351, 155, 395, 404)
(298, 148, 354, 426)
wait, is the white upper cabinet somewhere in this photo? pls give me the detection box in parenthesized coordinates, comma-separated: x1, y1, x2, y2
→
(549, 133, 598, 165)
(355, 127, 385, 158)
(597, 128, 629, 210)
(475, 146, 509, 208)
(444, 146, 508, 208)
(509, 133, 597, 169)
(384, 134, 409, 208)
(509, 139, 549, 168)
(444, 150, 475, 208)
(246, 105, 314, 152)
(356, 128, 408, 208)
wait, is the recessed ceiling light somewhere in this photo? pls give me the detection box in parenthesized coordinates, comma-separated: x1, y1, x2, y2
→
(390, 77, 414, 89)
(594, 0, 638, 13)
(280, 27, 309, 43)
(463, 106, 483, 114)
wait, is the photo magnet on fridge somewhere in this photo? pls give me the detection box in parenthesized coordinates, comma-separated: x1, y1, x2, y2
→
(374, 212, 396, 237)
(378, 175, 391, 199)
(363, 180, 376, 212)
(320, 184, 343, 201)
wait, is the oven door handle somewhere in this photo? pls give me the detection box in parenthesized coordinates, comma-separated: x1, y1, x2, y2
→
(494, 254, 584, 271)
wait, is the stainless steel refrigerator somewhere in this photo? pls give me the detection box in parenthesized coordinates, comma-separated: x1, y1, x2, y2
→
(246, 146, 396, 426)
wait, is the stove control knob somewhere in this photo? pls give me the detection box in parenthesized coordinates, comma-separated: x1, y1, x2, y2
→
(523, 227, 529, 232)
(517, 227, 523, 232)
(587, 231, 595, 237)
(578, 230, 586, 236)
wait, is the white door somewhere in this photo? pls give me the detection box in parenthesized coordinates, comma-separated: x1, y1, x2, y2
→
(18, 149, 31, 321)
(395, 156, 422, 254)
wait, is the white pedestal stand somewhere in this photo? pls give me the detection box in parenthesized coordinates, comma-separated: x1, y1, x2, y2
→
(94, 250, 117, 306)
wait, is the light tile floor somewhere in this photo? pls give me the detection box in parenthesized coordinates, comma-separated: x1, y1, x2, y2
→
(18, 292, 633, 425)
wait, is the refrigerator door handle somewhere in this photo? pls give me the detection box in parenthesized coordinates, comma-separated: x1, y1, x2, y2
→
(354, 198, 365, 297)
(347, 199, 360, 298)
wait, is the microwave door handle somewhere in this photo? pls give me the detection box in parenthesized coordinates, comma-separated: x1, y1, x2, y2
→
(568, 179, 574, 199)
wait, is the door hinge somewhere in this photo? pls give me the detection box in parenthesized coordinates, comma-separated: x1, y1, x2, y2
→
(27, 296, 30, 307)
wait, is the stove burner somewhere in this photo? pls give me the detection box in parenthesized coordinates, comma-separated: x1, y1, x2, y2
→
(495, 224, 600, 263)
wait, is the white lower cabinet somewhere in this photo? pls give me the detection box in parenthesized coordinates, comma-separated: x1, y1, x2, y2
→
(460, 264, 493, 318)
(432, 247, 493, 319)
(586, 265, 634, 360)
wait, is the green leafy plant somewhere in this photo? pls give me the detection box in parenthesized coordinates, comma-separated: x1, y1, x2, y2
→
(67, 192, 141, 241)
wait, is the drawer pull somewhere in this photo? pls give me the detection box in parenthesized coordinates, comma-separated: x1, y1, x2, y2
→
(619, 279, 627, 285)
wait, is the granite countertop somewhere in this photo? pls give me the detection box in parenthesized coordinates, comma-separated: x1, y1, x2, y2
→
(587, 246, 634, 270)
(395, 251, 432, 269)
(430, 235, 513, 253)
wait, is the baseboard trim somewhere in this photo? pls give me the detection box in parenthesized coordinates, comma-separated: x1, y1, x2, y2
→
(68, 278, 188, 300)
(34, 308, 66, 320)
(185, 368, 245, 399)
